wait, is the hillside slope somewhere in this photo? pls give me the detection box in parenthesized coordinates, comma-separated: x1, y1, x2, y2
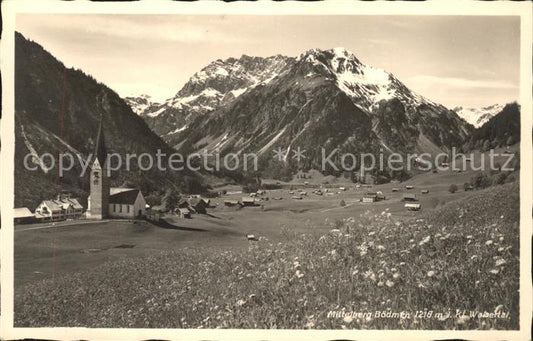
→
(15, 32, 206, 209)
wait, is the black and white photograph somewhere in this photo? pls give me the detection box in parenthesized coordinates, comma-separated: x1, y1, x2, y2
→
(1, 1, 532, 340)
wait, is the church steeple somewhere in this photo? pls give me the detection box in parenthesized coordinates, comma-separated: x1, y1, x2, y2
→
(87, 109, 110, 220)
(94, 112, 107, 167)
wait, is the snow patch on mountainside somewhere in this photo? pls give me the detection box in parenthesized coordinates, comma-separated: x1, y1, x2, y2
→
(454, 104, 504, 128)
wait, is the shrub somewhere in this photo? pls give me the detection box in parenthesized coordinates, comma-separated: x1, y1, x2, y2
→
(448, 184, 458, 193)
(339, 199, 346, 207)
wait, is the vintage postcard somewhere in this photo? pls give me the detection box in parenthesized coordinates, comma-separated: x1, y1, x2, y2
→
(1, 1, 531, 340)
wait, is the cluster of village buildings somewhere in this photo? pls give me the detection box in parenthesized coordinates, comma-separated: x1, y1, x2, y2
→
(14, 187, 147, 224)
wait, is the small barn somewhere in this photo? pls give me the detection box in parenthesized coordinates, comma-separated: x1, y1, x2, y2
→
(14, 207, 35, 224)
(405, 203, 421, 211)
(402, 193, 417, 202)
(421, 189, 430, 194)
(177, 208, 192, 219)
(145, 208, 161, 222)
(391, 187, 400, 192)
(242, 196, 257, 207)
(405, 185, 414, 190)
(224, 199, 240, 207)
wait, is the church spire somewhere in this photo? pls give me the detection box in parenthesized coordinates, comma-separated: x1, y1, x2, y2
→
(94, 111, 107, 167)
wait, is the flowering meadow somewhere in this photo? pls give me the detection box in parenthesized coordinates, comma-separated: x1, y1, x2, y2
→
(15, 183, 519, 329)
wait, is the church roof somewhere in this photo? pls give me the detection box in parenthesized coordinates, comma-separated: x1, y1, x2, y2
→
(109, 189, 140, 204)
(94, 114, 107, 167)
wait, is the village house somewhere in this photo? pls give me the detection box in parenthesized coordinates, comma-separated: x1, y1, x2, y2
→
(34, 196, 84, 222)
(177, 197, 211, 214)
(108, 188, 146, 219)
(402, 193, 417, 202)
(188, 198, 210, 214)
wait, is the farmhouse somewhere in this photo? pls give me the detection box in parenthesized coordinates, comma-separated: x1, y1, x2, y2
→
(405, 203, 421, 211)
(402, 193, 417, 202)
(14, 207, 36, 224)
(34, 197, 84, 222)
(188, 198, 210, 214)
(108, 188, 146, 219)
(362, 192, 377, 203)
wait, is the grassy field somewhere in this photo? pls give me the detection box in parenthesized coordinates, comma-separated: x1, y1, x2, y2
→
(14, 175, 519, 329)
(15, 164, 481, 286)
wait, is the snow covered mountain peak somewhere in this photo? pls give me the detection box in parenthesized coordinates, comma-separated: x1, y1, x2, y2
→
(296, 47, 431, 112)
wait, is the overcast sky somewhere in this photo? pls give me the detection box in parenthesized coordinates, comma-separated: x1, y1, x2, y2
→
(17, 14, 520, 108)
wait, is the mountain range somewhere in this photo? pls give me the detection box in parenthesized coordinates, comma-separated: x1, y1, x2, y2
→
(14, 32, 519, 210)
(128, 47, 472, 175)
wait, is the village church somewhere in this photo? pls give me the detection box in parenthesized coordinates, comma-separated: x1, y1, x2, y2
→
(87, 115, 146, 220)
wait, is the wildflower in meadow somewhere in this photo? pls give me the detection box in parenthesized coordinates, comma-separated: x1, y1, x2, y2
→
(295, 270, 305, 279)
(236, 299, 246, 307)
(386, 280, 395, 287)
(393, 273, 400, 280)
(485, 240, 493, 246)
(427, 270, 436, 277)
(419, 236, 431, 246)
(489, 269, 499, 275)
(495, 259, 507, 266)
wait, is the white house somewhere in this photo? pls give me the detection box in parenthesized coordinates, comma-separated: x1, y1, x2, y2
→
(108, 188, 146, 219)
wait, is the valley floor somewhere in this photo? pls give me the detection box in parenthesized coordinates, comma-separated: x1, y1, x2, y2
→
(14, 169, 520, 329)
